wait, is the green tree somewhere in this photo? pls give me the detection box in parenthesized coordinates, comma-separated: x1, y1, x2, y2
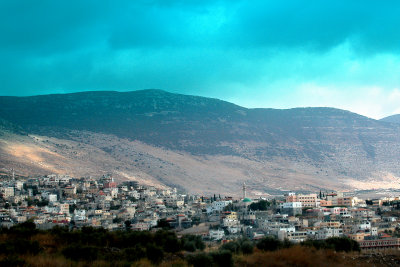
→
(211, 250, 233, 267)
(146, 244, 164, 264)
(256, 236, 282, 251)
(249, 200, 270, 211)
(186, 253, 213, 267)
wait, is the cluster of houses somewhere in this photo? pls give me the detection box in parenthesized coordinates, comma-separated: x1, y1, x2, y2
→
(1, 174, 400, 251)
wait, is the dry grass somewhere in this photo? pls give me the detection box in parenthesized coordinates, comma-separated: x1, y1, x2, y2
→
(235, 246, 356, 267)
(21, 254, 72, 267)
(21, 255, 155, 267)
(32, 233, 58, 253)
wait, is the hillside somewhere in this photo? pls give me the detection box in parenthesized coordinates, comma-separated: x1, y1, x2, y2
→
(381, 114, 400, 124)
(1, 90, 400, 195)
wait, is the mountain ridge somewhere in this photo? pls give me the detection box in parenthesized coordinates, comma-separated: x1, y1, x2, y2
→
(1, 89, 400, 195)
(381, 114, 400, 124)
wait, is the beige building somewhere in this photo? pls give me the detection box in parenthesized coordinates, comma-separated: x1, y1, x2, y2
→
(3, 187, 15, 198)
(287, 193, 319, 208)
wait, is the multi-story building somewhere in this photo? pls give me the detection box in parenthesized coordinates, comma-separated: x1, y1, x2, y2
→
(286, 193, 319, 208)
(359, 238, 400, 251)
(281, 202, 302, 216)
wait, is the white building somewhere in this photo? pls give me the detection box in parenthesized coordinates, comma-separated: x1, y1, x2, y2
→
(209, 229, 225, 240)
(74, 209, 86, 221)
(206, 200, 232, 214)
(314, 228, 343, 240)
(48, 194, 58, 203)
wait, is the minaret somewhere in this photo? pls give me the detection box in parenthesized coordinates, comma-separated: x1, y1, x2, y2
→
(243, 182, 247, 199)
(12, 169, 15, 181)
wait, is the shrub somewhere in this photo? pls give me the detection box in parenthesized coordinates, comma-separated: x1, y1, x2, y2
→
(62, 244, 99, 261)
(0, 255, 25, 267)
(123, 246, 145, 262)
(146, 244, 164, 264)
(325, 237, 360, 252)
(256, 236, 282, 251)
(220, 241, 240, 254)
(183, 241, 197, 252)
(8, 220, 38, 238)
(241, 241, 254, 254)
(211, 250, 234, 267)
(154, 230, 181, 253)
(186, 253, 213, 267)
(181, 235, 205, 251)
(0, 239, 41, 255)
(302, 237, 360, 252)
(301, 239, 328, 250)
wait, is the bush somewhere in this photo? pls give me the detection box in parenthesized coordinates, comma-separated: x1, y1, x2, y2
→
(153, 230, 181, 253)
(249, 200, 270, 211)
(0, 239, 41, 255)
(62, 244, 99, 261)
(301, 239, 328, 250)
(211, 250, 234, 267)
(220, 238, 254, 255)
(8, 221, 38, 238)
(220, 241, 240, 254)
(181, 235, 205, 251)
(325, 237, 360, 252)
(241, 241, 254, 254)
(186, 253, 213, 267)
(123, 246, 145, 262)
(302, 237, 360, 252)
(256, 236, 282, 251)
(146, 244, 164, 264)
(0, 255, 25, 267)
(183, 241, 197, 252)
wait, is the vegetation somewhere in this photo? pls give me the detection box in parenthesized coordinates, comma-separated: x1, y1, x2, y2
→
(0, 221, 205, 266)
(249, 200, 270, 211)
(220, 238, 254, 254)
(301, 237, 360, 252)
(0, 222, 368, 266)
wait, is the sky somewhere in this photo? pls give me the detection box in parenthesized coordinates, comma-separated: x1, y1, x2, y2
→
(1, 1, 400, 119)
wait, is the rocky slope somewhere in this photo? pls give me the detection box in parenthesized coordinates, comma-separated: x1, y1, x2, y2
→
(1, 90, 400, 195)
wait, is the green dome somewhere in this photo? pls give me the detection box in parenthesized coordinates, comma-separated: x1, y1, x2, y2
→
(243, 198, 252, 203)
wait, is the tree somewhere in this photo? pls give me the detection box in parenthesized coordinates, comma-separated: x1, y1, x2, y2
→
(124, 220, 131, 230)
(249, 200, 270, 211)
(211, 250, 233, 267)
(186, 253, 213, 267)
(256, 236, 282, 251)
(146, 244, 164, 264)
(157, 218, 172, 229)
(325, 237, 360, 252)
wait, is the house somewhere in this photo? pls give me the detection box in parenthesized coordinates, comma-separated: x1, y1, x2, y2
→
(209, 229, 225, 240)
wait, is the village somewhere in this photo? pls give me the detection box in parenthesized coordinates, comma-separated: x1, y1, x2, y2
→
(1, 174, 400, 252)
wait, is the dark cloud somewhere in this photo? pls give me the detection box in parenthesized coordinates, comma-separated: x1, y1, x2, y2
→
(0, 0, 400, 97)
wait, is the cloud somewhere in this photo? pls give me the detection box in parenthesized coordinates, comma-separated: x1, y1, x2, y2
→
(1, 0, 400, 119)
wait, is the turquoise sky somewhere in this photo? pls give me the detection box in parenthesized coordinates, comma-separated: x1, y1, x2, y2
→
(1, 0, 400, 119)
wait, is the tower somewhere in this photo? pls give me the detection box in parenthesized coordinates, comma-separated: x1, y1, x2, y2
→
(242, 182, 247, 199)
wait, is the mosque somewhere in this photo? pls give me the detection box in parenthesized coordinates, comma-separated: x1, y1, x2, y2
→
(241, 182, 252, 207)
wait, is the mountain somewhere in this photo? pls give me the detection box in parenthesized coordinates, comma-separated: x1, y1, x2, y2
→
(1, 89, 400, 195)
(380, 114, 400, 124)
